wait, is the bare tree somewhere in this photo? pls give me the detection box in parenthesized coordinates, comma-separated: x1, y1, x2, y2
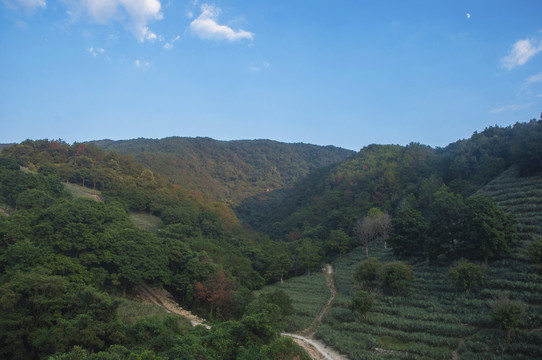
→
(354, 216, 378, 257)
(354, 210, 392, 256)
(379, 212, 392, 249)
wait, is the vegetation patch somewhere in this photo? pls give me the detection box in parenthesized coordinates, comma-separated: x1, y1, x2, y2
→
(130, 211, 162, 233)
(64, 181, 104, 201)
(377, 336, 411, 351)
(116, 298, 190, 326)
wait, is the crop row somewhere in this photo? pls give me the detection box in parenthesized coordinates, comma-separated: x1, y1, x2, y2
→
(460, 329, 542, 360)
(479, 288, 542, 306)
(321, 315, 460, 350)
(371, 303, 481, 324)
(360, 312, 477, 337)
(494, 193, 542, 205)
(485, 278, 542, 294)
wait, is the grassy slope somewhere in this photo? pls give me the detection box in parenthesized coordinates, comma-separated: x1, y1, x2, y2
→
(64, 182, 104, 201)
(303, 168, 542, 359)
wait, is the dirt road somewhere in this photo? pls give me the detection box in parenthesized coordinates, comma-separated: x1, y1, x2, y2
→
(139, 265, 347, 360)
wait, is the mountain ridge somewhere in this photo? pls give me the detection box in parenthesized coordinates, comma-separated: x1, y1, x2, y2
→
(89, 136, 355, 205)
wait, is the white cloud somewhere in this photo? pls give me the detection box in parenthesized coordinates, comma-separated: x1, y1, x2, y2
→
(2, 0, 46, 12)
(490, 103, 532, 114)
(248, 60, 271, 72)
(525, 72, 542, 86)
(87, 46, 105, 57)
(501, 38, 542, 70)
(189, 4, 254, 42)
(466, 13, 471, 19)
(249, 60, 270, 72)
(163, 34, 180, 50)
(134, 59, 150, 68)
(67, 0, 163, 42)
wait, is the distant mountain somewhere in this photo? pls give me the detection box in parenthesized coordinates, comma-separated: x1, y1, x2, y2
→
(90, 137, 354, 205)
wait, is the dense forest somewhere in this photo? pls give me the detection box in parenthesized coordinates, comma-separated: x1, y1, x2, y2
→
(0, 141, 310, 359)
(90, 137, 354, 205)
(1, 119, 542, 359)
(250, 120, 542, 262)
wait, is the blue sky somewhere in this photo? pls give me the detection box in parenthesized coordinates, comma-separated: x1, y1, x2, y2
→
(1, 0, 542, 151)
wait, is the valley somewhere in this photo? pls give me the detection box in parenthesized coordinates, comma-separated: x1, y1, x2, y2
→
(1, 120, 542, 359)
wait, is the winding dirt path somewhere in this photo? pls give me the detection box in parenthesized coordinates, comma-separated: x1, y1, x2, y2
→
(282, 264, 349, 360)
(139, 266, 347, 360)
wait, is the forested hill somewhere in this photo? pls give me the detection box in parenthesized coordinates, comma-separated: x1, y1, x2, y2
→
(90, 137, 354, 205)
(0, 140, 313, 359)
(252, 120, 542, 254)
(0, 143, 15, 152)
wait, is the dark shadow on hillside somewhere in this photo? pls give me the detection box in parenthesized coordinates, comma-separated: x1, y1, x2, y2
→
(234, 187, 289, 231)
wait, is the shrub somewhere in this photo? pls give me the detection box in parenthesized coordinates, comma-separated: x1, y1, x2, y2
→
(379, 262, 414, 296)
(491, 296, 526, 341)
(449, 260, 485, 293)
(354, 258, 382, 286)
(349, 291, 374, 317)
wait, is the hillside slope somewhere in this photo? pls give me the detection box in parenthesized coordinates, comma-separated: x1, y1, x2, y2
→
(254, 120, 542, 246)
(477, 166, 542, 258)
(91, 137, 354, 205)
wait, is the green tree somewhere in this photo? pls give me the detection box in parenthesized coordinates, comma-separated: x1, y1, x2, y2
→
(266, 247, 293, 284)
(449, 260, 484, 293)
(15, 189, 54, 210)
(427, 186, 466, 260)
(327, 229, 351, 257)
(259, 290, 294, 317)
(297, 238, 322, 275)
(378, 261, 414, 296)
(354, 258, 382, 289)
(462, 195, 516, 263)
(349, 290, 374, 317)
(389, 208, 427, 259)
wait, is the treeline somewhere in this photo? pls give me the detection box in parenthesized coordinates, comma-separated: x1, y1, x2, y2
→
(0, 142, 316, 359)
(252, 120, 542, 263)
(90, 137, 354, 205)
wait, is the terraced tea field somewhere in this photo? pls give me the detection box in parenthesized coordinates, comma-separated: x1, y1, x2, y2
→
(317, 245, 542, 360)
(477, 166, 542, 258)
